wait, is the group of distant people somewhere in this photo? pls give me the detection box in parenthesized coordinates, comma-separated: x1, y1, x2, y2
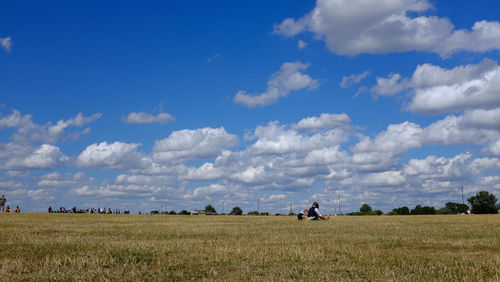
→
(0, 194, 20, 213)
(48, 206, 127, 214)
(297, 202, 329, 221)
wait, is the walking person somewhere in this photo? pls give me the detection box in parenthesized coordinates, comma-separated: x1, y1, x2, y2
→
(0, 194, 6, 212)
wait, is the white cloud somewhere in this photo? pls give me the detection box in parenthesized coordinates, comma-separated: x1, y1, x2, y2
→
(38, 172, 94, 188)
(182, 163, 225, 181)
(233, 62, 319, 107)
(5, 170, 30, 178)
(437, 20, 500, 58)
(0, 37, 12, 52)
(361, 171, 405, 187)
(303, 146, 348, 165)
(0, 110, 32, 128)
(122, 112, 175, 124)
(483, 139, 500, 156)
(152, 127, 238, 162)
(249, 121, 348, 155)
(340, 71, 370, 88)
(292, 113, 351, 131)
(273, 0, 500, 57)
(0, 143, 69, 170)
(371, 73, 410, 97)
(408, 60, 500, 113)
(353, 121, 423, 155)
(297, 40, 307, 49)
(461, 108, 500, 130)
(77, 141, 146, 170)
(0, 110, 102, 144)
(403, 153, 476, 181)
(371, 59, 500, 114)
(423, 115, 499, 146)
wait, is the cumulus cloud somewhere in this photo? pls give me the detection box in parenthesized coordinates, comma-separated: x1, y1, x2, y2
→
(152, 127, 238, 163)
(292, 113, 351, 131)
(233, 62, 319, 107)
(340, 71, 370, 88)
(38, 172, 94, 188)
(353, 121, 423, 155)
(0, 37, 12, 52)
(0, 110, 32, 128)
(461, 108, 500, 130)
(273, 0, 500, 57)
(0, 143, 69, 170)
(371, 73, 410, 97)
(371, 59, 500, 114)
(423, 115, 499, 146)
(249, 121, 349, 155)
(182, 163, 224, 181)
(77, 141, 146, 170)
(403, 153, 479, 181)
(7, 111, 500, 213)
(361, 171, 406, 187)
(483, 139, 500, 156)
(122, 111, 175, 124)
(0, 110, 102, 144)
(436, 20, 500, 58)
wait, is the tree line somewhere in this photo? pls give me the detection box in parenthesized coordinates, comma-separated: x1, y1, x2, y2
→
(149, 191, 498, 216)
(350, 191, 499, 216)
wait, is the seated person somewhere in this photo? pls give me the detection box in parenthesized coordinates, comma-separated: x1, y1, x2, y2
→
(297, 208, 308, 220)
(5, 205, 10, 213)
(14, 206, 20, 213)
(307, 202, 329, 220)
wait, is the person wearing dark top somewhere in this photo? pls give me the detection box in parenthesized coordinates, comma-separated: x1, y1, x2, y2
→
(307, 202, 329, 220)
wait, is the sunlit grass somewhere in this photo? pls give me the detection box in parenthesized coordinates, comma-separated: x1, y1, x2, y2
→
(0, 214, 498, 280)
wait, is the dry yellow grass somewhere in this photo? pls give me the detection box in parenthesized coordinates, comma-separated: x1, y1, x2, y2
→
(0, 213, 498, 281)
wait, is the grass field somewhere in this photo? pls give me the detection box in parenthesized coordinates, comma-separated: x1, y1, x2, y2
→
(0, 214, 498, 281)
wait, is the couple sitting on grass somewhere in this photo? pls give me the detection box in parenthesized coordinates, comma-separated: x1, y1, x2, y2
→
(297, 202, 329, 221)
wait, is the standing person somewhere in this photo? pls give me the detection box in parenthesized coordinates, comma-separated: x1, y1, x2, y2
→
(0, 194, 6, 212)
(307, 202, 329, 220)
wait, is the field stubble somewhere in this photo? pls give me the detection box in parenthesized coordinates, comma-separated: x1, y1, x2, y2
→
(0, 214, 498, 281)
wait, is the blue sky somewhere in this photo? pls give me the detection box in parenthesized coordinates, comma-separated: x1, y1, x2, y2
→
(1, 0, 500, 214)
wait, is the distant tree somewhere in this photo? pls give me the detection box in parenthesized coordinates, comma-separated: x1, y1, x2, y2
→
(150, 210, 159, 215)
(411, 205, 436, 215)
(204, 204, 217, 214)
(374, 210, 383, 215)
(437, 207, 453, 214)
(397, 206, 410, 215)
(260, 212, 269, 216)
(168, 210, 177, 215)
(178, 210, 191, 215)
(468, 191, 498, 214)
(445, 202, 469, 214)
(247, 210, 259, 215)
(230, 206, 243, 215)
(360, 204, 372, 213)
(389, 210, 398, 215)
(411, 205, 423, 215)
(422, 206, 436, 215)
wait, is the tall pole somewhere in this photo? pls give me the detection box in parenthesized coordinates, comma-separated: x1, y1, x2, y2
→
(338, 194, 341, 215)
(461, 186, 464, 205)
(257, 198, 260, 214)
